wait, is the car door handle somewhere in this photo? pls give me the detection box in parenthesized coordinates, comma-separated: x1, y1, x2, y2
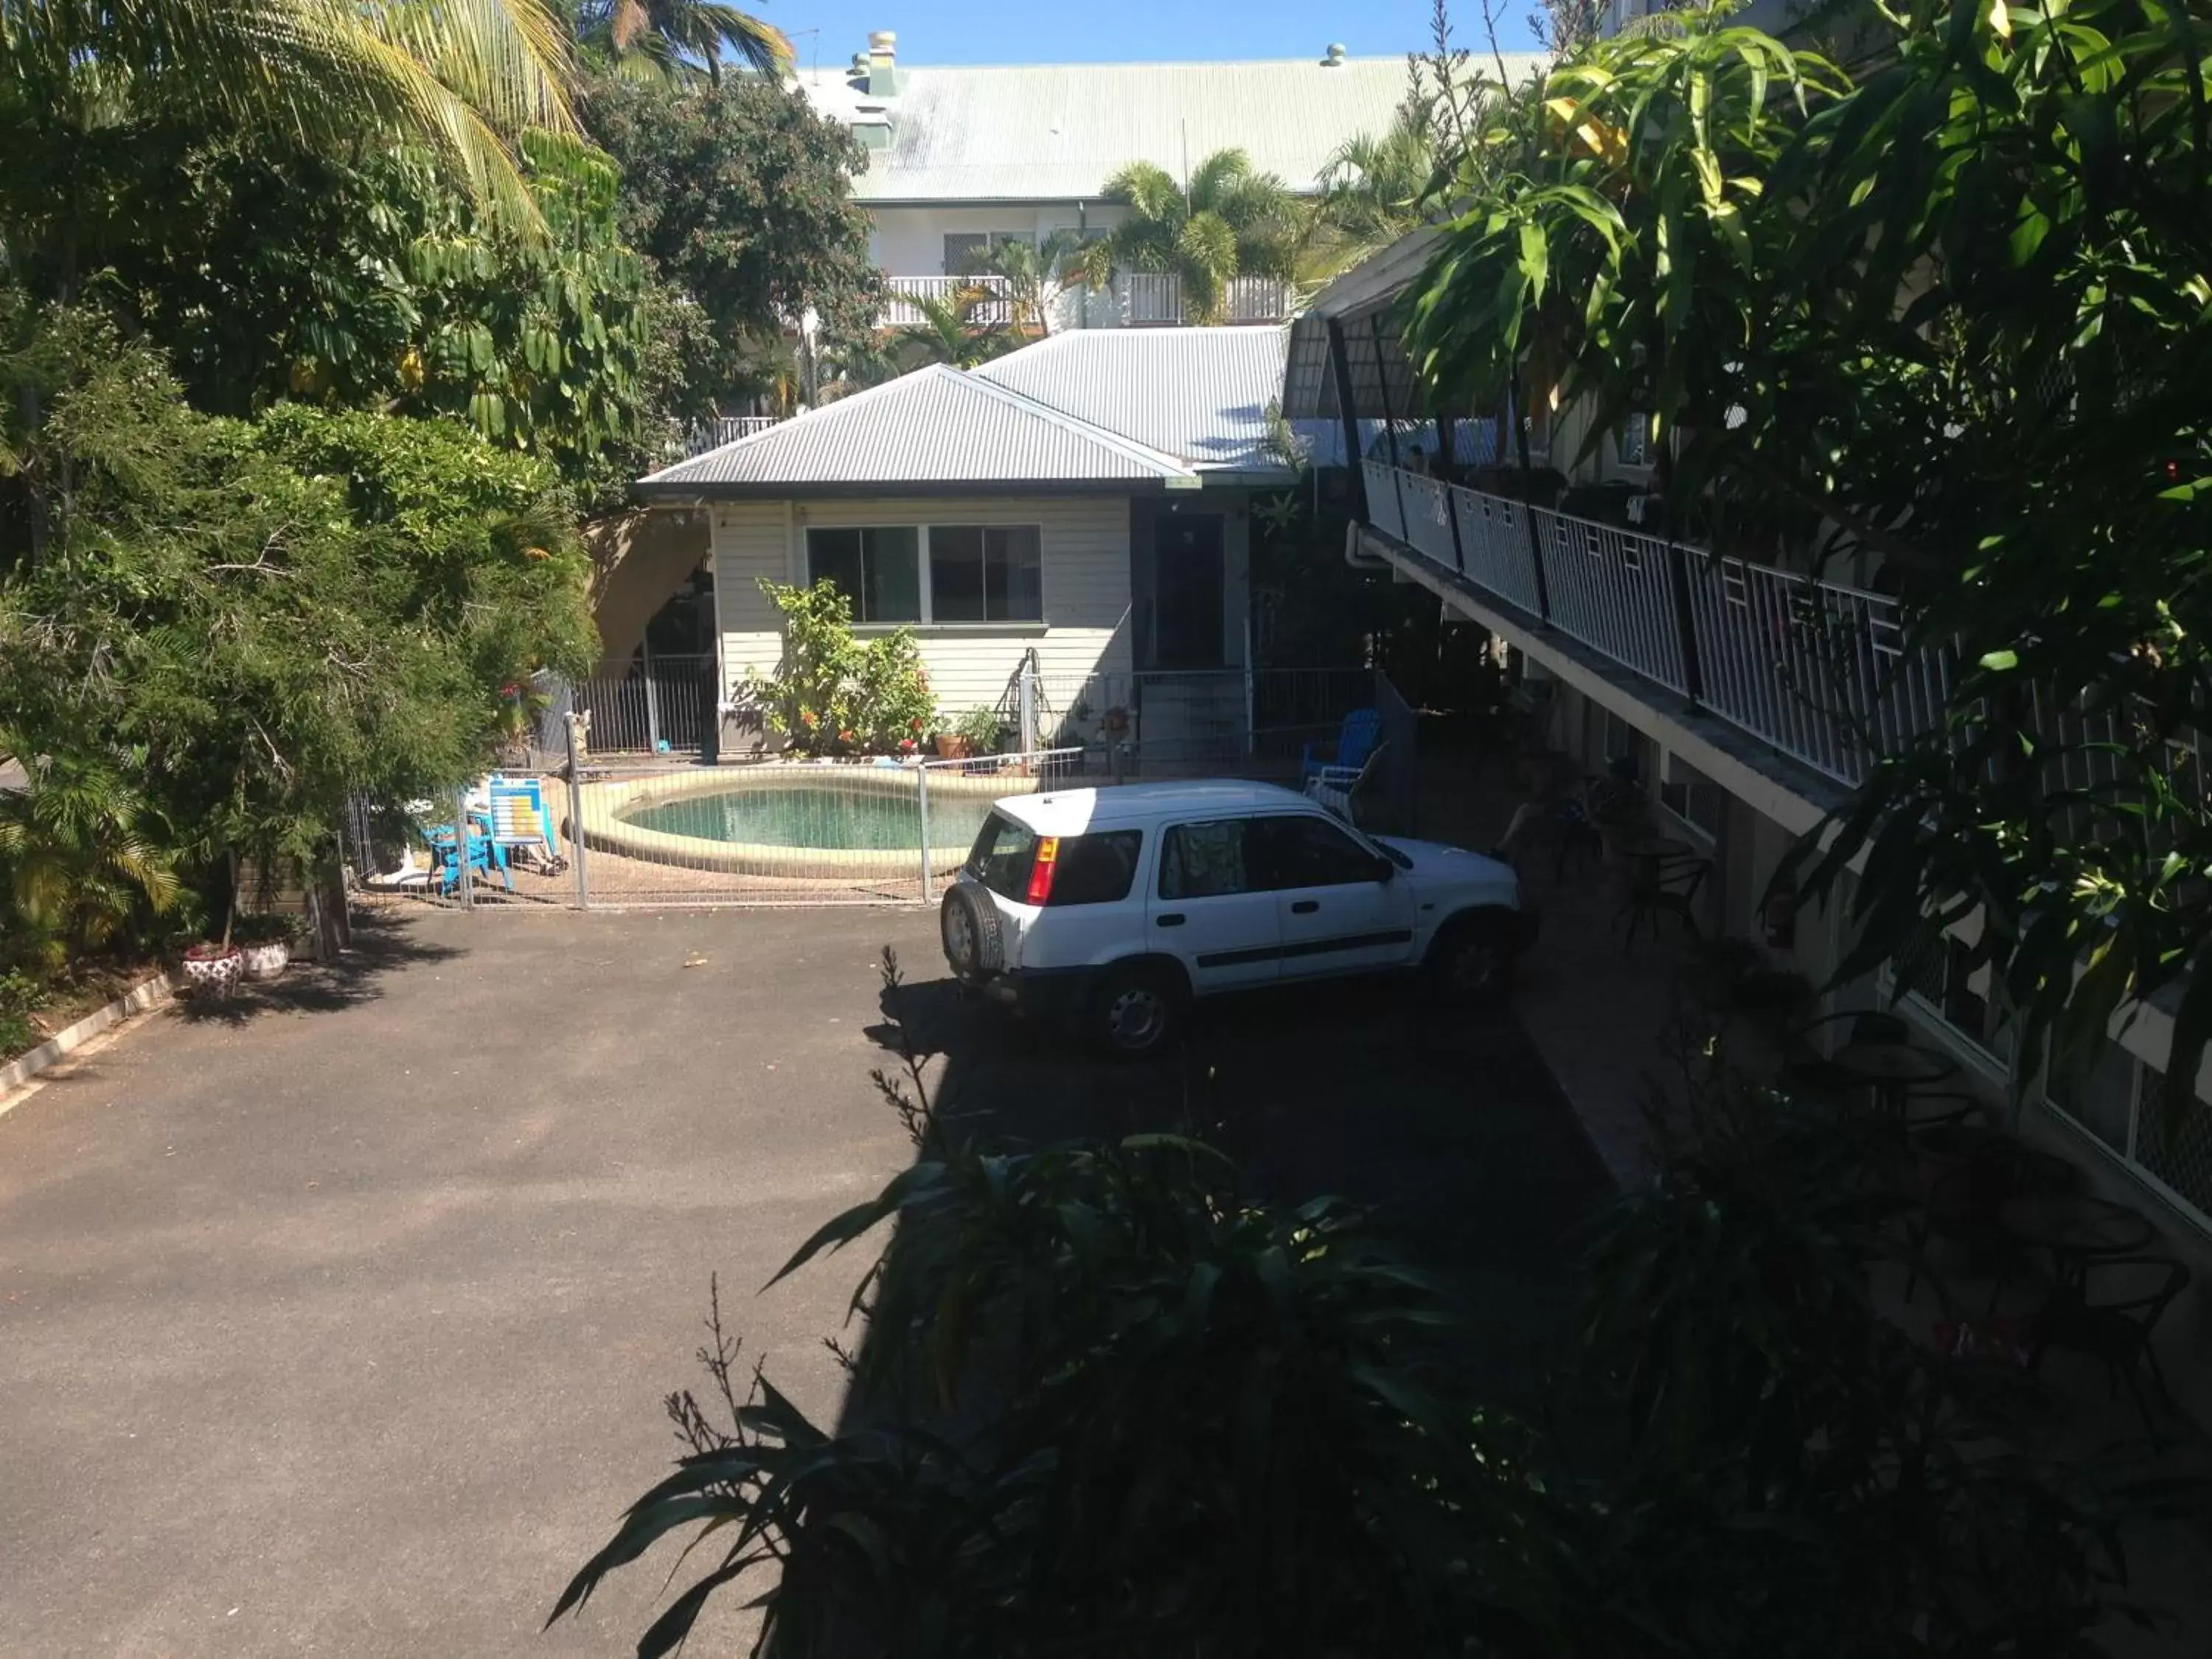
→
(1155, 913, 1186, 927)
(1290, 900, 1320, 914)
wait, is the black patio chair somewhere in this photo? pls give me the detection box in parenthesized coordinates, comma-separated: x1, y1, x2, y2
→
(1904, 1140, 2083, 1311)
(2029, 1256, 2191, 1430)
(1615, 846, 1711, 947)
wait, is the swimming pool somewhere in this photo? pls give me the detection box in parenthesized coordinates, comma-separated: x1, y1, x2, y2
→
(575, 765, 1017, 880)
(623, 785, 993, 852)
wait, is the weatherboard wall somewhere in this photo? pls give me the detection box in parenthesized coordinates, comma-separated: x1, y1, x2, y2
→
(709, 494, 1135, 745)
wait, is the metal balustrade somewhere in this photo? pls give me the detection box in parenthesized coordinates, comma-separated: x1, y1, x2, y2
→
(879, 274, 1015, 328)
(1360, 461, 1405, 543)
(1361, 464, 1955, 787)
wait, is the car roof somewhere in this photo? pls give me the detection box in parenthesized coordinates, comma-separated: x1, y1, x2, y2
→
(995, 779, 1316, 837)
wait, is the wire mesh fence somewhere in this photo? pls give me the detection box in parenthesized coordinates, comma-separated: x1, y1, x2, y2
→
(347, 664, 1419, 914)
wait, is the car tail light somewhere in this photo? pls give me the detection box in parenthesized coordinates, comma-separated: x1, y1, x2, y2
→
(1024, 835, 1059, 905)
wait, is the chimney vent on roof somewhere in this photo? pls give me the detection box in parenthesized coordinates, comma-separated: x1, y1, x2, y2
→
(1324, 42, 1346, 66)
(849, 50, 869, 77)
(866, 29, 900, 96)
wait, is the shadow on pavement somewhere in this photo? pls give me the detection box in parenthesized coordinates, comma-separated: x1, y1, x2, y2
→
(870, 960, 1613, 1408)
(175, 911, 464, 1026)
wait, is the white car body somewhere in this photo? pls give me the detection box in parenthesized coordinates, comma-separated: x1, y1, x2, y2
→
(939, 781, 1536, 1047)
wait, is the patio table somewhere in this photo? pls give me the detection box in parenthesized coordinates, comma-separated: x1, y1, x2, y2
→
(2002, 1193, 2156, 1296)
(1832, 1040, 1958, 1116)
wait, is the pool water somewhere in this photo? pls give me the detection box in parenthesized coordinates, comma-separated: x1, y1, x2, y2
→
(622, 785, 993, 851)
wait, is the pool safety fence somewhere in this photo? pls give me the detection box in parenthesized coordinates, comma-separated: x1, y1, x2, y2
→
(347, 744, 1094, 911)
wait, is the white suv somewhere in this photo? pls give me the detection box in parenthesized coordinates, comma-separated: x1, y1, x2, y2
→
(939, 780, 1537, 1057)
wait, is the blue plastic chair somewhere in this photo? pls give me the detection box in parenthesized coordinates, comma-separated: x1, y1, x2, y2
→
(1301, 708, 1382, 789)
(427, 813, 510, 894)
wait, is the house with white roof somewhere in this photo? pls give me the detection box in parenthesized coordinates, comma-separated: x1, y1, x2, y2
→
(792, 34, 1492, 329)
(636, 327, 1298, 750)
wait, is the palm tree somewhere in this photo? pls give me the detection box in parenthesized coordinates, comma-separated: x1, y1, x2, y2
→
(574, 0, 791, 83)
(1072, 148, 1298, 325)
(894, 292, 1010, 370)
(0, 744, 178, 968)
(964, 231, 1083, 336)
(0, 0, 578, 234)
(1315, 106, 1441, 264)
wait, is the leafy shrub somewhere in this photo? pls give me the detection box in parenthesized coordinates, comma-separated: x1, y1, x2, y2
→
(744, 579, 934, 757)
(953, 705, 1004, 752)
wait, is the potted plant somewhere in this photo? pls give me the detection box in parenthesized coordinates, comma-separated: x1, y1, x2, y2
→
(234, 913, 299, 980)
(956, 706, 1006, 758)
(181, 939, 246, 996)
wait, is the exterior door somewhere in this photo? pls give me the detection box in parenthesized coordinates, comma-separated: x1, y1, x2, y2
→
(1152, 817, 1279, 992)
(1152, 511, 1226, 669)
(1256, 813, 1417, 979)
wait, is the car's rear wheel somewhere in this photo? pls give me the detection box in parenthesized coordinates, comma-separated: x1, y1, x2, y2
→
(1427, 910, 1517, 1006)
(940, 884, 1001, 978)
(1091, 961, 1183, 1058)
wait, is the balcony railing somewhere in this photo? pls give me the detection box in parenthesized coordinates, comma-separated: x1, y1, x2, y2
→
(880, 274, 1014, 328)
(877, 272, 1290, 333)
(684, 414, 782, 457)
(1361, 462, 1955, 787)
(1122, 272, 1290, 327)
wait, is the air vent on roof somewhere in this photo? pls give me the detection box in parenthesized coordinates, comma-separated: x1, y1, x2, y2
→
(1324, 43, 1346, 66)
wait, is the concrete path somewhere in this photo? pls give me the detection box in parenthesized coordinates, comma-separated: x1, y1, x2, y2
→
(0, 906, 1607, 1658)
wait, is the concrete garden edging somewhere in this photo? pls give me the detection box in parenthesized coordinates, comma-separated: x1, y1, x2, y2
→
(0, 970, 181, 1105)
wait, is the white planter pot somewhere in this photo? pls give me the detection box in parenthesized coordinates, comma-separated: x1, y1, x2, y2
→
(182, 950, 246, 997)
(241, 941, 291, 980)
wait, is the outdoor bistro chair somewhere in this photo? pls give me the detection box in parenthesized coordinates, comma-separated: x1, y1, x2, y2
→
(1304, 742, 1391, 831)
(1301, 707, 1382, 791)
(2028, 1255, 2190, 1429)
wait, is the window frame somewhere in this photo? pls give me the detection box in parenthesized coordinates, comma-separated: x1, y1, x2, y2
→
(802, 520, 1048, 630)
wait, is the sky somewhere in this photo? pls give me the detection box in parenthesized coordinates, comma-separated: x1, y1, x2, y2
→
(765, 0, 1545, 73)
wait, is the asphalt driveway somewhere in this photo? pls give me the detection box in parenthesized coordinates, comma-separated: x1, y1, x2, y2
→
(0, 906, 1607, 1657)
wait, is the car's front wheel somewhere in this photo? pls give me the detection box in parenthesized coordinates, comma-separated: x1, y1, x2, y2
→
(1427, 910, 1517, 1006)
(1091, 961, 1184, 1058)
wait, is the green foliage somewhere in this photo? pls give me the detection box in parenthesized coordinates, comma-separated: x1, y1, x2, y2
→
(0, 745, 179, 971)
(1405, 1, 2212, 1124)
(1074, 149, 1300, 323)
(581, 72, 882, 422)
(0, 0, 579, 254)
(557, 961, 2166, 1657)
(0, 295, 595, 935)
(573, 0, 793, 85)
(742, 580, 934, 756)
(105, 133, 651, 500)
(952, 706, 1004, 752)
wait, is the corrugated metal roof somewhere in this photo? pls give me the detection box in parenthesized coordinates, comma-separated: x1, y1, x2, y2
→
(972, 328, 1290, 471)
(637, 364, 1197, 495)
(795, 56, 1539, 202)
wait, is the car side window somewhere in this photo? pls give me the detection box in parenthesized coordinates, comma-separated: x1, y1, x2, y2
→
(1256, 814, 1381, 890)
(1046, 830, 1144, 906)
(1158, 818, 1255, 900)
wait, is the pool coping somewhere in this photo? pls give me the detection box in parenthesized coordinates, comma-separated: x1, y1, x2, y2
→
(575, 764, 1023, 877)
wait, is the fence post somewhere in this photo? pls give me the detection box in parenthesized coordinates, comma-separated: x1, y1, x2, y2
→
(1666, 538, 1705, 709)
(1018, 657, 1040, 755)
(454, 784, 475, 911)
(917, 762, 933, 904)
(564, 711, 591, 910)
(1506, 377, 1554, 623)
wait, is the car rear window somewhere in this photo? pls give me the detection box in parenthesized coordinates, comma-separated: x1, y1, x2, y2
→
(965, 813, 1143, 908)
(967, 811, 1038, 900)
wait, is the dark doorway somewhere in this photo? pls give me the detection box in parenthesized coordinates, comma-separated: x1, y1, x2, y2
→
(1152, 509, 1225, 669)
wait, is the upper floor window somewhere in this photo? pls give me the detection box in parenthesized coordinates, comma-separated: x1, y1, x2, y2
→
(806, 524, 1043, 625)
(943, 232, 1034, 274)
